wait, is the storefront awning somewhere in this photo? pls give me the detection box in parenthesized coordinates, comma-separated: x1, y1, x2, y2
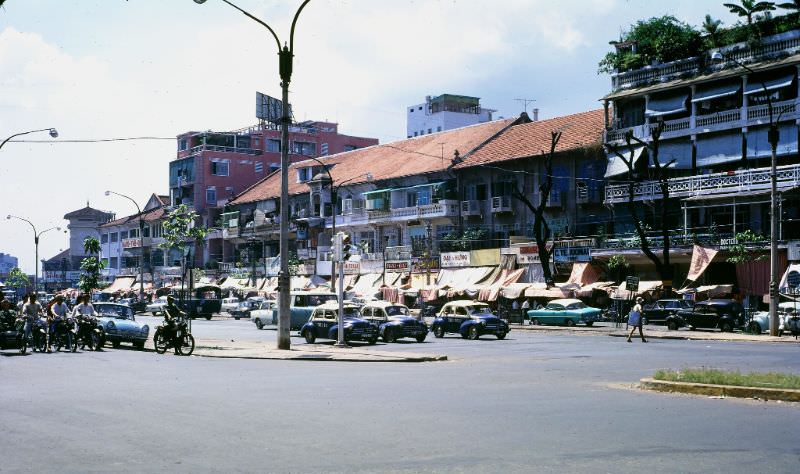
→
(362, 188, 395, 197)
(744, 74, 795, 95)
(695, 131, 742, 167)
(691, 82, 740, 103)
(746, 124, 798, 159)
(605, 146, 646, 178)
(394, 181, 446, 192)
(646, 93, 689, 117)
(101, 276, 136, 293)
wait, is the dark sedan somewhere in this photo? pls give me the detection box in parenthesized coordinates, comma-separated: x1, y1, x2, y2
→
(643, 299, 694, 329)
(676, 299, 745, 332)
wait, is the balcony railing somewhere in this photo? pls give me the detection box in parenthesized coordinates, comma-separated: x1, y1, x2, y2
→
(610, 30, 800, 93)
(390, 200, 460, 220)
(604, 162, 800, 204)
(606, 99, 799, 144)
(189, 144, 262, 156)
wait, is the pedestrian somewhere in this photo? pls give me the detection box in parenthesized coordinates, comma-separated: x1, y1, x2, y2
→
(626, 296, 647, 343)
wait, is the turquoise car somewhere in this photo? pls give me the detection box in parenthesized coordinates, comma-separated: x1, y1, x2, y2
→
(269, 291, 338, 330)
(527, 298, 601, 327)
(94, 303, 149, 349)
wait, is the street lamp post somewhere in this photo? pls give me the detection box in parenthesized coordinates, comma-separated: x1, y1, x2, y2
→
(0, 128, 58, 152)
(425, 221, 433, 286)
(195, 0, 311, 350)
(6, 215, 60, 294)
(105, 190, 145, 302)
(711, 51, 780, 336)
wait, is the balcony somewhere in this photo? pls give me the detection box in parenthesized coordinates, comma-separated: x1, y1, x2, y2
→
(605, 99, 799, 145)
(188, 144, 262, 156)
(389, 199, 460, 221)
(604, 162, 800, 204)
(461, 200, 484, 217)
(491, 195, 513, 213)
(326, 208, 368, 228)
(610, 30, 800, 93)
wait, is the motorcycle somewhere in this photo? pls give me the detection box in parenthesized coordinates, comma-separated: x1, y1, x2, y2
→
(30, 318, 49, 352)
(51, 317, 78, 353)
(0, 311, 28, 354)
(153, 317, 195, 356)
(75, 314, 104, 351)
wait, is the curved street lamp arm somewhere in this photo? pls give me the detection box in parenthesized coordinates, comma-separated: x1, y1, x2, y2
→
(305, 156, 333, 181)
(0, 128, 57, 151)
(7, 215, 37, 235)
(106, 190, 142, 215)
(289, 0, 312, 53)
(334, 172, 373, 192)
(220, 0, 282, 51)
(38, 226, 61, 239)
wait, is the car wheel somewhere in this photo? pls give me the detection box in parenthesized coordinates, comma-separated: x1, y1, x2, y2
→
(383, 328, 396, 343)
(689, 326, 696, 331)
(496, 331, 506, 340)
(433, 326, 444, 338)
(468, 325, 479, 340)
(255, 319, 264, 330)
(565, 319, 575, 327)
(667, 321, 679, 331)
(585, 321, 594, 327)
(368, 335, 378, 345)
(234, 316, 240, 321)
(748, 322, 761, 335)
(304, 331, 316, 344)
(133, 340, 145, 350)
(415, 333, 427, 343)
(530, 318, 540, 326)
(720, 322, 733, 333)
(112, 340, 121, 349)
(205, 315, 212, 321)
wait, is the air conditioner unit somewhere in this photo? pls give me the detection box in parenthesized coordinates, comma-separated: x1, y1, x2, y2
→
(461, 200, 483, 217)
(491, 196, 512, 213)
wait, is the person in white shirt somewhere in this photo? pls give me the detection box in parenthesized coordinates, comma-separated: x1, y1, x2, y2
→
(72, 294, 96, 317)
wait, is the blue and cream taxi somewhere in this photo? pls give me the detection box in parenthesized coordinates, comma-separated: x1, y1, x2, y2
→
(431, 300, 509, 340)
(360, 301, 428, 343)
(300, 302, 378, 344)
(94, 302, 149, 350)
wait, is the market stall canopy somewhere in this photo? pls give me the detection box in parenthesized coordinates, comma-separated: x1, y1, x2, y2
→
(524, 284, 574, 299)
(500, 282, 532, 299)
(290, 275, 311, 291)
(613, 280, 663, 297)
(575, 281, 616, 297)
(219, 277, 251, 290)
(677, 284, 733, 297)
(436, 267, 495, 292)
(349, 273, 382, 296)
(566, 263, 601, 286)
(102, 276, 136, 294)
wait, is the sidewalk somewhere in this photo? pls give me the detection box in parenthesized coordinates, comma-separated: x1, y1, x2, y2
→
(191, 338, 448, 362)
(510, 322, 799, 343)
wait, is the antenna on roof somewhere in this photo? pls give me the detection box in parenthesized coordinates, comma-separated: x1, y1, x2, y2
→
(514, 98, 536, 116)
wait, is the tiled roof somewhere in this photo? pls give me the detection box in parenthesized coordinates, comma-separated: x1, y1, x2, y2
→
(453, 109, 605, 169)
(157, 195, 170, 205)
(100, 207, 166, 228)
(230, 118, 517, 205)
(63, 206, 114, 221)
(42, 249, 70, 264)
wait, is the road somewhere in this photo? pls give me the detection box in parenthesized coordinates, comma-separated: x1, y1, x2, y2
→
(1, 316, 799, 473)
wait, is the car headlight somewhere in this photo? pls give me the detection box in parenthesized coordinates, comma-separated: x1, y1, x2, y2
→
(480, 320, 486, 325)
(141, 325, 149, 333)
(106, 321, 115, 330)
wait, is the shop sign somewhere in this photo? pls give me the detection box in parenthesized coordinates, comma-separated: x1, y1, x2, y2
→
(517, 245, 541, 264)
(440, 251, 470, 268)
(788, 240, 800, 261)
(342, 261, 361, 275)
(553, 247, 592, 263)
(412, 256, 440, 273)
(385, 260, 411, 272)
(122, 238, 142, 249)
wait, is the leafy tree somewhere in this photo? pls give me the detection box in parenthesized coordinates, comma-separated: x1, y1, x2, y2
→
(725, 230, 768, 264)
(598, 16, 703, 73)
(6, 267, 30, 294)
(159, 204, 208, 288)
(77, 237, 104, 295)
(607, 254, 631, 283)
(724, 0, 776, 26)
(702, 14, 724, 47)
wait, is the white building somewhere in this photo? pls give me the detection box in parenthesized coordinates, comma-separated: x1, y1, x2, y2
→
(406, 94, 496, 138)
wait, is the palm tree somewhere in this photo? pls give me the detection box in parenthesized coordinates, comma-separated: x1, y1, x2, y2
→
(724, 0, 776, 25)
(702, 14, 723, 46)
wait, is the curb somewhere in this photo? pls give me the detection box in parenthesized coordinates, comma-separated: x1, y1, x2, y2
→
(639, 377, 800, 402)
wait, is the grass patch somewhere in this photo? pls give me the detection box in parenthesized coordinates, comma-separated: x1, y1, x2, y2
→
(654, 368, 800, 390)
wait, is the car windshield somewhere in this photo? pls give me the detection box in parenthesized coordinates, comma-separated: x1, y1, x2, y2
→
(96, 305, 132, 319)
(343, 307, 361, 318)
(385, 306, 409, 316)
(467, 305, 493, 316)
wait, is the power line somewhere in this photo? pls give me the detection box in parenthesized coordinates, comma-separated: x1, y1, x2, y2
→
(10, 136, 175, 143)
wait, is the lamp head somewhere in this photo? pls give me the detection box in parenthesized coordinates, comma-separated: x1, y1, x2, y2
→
(49, 128, 58, 138)
(193, 0, 207, 3)
(5, 215, 10, 220)
(710, 51, 724, 63)
(366, 173, 373, 181)
(104, 190, 111, 196)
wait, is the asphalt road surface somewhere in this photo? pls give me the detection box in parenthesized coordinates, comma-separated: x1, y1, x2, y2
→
(2, 316, 799, 473)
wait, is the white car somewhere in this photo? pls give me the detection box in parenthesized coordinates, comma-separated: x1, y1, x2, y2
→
(251, 301, 277, 329)
(221, 297, 241, 313)
(146, 296, 169, 316)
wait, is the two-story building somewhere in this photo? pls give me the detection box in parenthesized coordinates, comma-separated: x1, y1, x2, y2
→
(600, 28, 800, 295)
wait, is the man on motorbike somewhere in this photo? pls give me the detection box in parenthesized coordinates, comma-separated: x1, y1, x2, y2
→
(163, 296, 186, 355)
(71, 294, 96, 317)
(49, 295, 72, 350)
(21, 293, 44, 351)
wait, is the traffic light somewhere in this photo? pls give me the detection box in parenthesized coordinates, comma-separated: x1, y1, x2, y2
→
(341, 233, 353, 261)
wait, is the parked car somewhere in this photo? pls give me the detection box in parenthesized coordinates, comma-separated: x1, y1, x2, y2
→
(676, 299, 745, 332)
(361, 301, 428, 343)
(747, 301, 799, 335)
(643, 299, 694, 329)
(94, 303, 149, 349)
(230, 297, 265, 320)
(299, 302, 378, 344)
(250, 300, 278, 329)
(171, 285, 223, 320)
(432, 300, 509, 340)
(527, 298, 602, 327)
(221, 297, 241, 314)
(146, 296, 169, 316)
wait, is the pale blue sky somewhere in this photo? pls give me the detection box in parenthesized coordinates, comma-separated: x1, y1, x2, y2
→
(1, 0, 743, 273)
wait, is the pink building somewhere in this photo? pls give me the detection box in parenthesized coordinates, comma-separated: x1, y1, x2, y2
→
(170, 121, 378, 267)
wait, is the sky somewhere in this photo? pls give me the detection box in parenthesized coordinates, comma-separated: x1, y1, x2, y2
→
(1, 0, 739, 274)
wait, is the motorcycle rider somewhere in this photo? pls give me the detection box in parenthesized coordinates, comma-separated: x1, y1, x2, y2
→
(21, 293, 44, 351)
(71, 294, 96, 317)
(163, 295, 186, 355)
(49, 295, 72, 349)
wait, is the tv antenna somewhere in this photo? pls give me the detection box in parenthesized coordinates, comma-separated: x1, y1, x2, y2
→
(514, 98, 536, 115)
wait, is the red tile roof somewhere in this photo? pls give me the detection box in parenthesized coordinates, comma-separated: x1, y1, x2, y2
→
(100, 207, 166, 228)
(453, 109, 605, 169)
(230, 118, 517, 205)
